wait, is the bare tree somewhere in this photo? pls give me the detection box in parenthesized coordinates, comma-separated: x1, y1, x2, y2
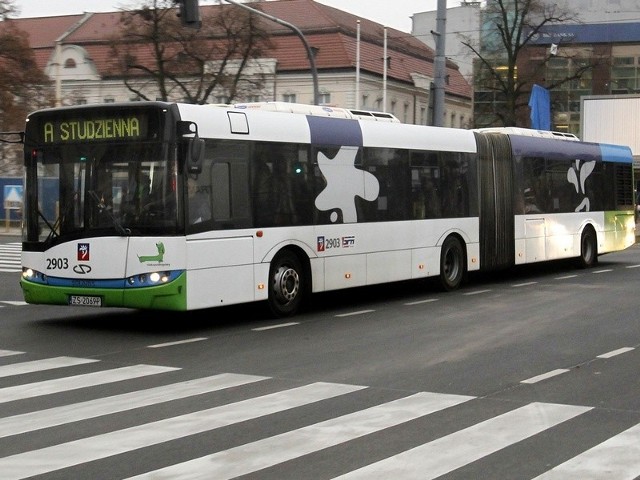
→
(0, 0, 52, 175)
(462, 0, 594, 127)
(110, 0, 273, 104)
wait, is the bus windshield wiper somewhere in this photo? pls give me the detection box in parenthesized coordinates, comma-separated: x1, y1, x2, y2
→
(39, 209, 58, 244)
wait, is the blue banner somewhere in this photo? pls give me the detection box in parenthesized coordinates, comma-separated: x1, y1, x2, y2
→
(528, 84, 551, 131)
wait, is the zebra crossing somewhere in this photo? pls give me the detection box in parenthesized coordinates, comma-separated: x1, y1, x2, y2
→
(0, 242, 20, 273)
(1, 349, 640, 479)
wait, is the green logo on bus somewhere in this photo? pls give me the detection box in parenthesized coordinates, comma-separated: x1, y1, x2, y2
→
(138, 242, 165, 263)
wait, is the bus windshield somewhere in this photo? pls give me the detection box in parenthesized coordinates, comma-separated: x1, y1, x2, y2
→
(25, 141, 179, 243)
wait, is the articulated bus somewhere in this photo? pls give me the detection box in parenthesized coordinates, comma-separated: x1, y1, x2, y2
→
(20, 101, 636, 317)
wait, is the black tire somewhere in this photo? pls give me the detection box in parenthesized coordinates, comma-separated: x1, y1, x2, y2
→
(267, 250, 305, 317)
(578, 227, 598, 268)
(439, 235, 465, 291)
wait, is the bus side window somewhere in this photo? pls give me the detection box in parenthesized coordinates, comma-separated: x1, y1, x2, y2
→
(187, 175, 212, 224)
(411, 151, 441, 219)
(252, 149, 275, 227)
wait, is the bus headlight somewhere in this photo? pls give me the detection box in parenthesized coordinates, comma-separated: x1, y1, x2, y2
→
(126, 271, 173, 287)
(22, 268, 47, 284)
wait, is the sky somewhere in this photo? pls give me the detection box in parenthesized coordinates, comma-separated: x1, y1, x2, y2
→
(12, 0, 463, 33)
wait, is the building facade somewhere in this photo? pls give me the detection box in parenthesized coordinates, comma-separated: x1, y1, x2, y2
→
(9, 0, 473, 128)
(412, 0, 640, 137)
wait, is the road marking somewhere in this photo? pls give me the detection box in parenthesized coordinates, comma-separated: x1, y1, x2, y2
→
(0, 356, 98, 378)
(252, 322, 299, 331)
(336, 310, 375, 317)
(0, 364, 179, 404)
(0, 373, 268, 439)
(512, 281, 538, 287)
(404, 298, 438, 305)
(0, 382, 364, 480)
(625, 264, 640, 269)
(532, 423, 640, 480)
(0, 350, 24, 357)
(335, 402, 591, 480)
(521, 368, 570, 384)
(592, 269, 613, 274)
(463, 289, 492, 296)
(0, 301, 28, 306)
(124, 391, 474, 480)
(555, 274, 578, 280)
(147, 337, 208, 348)
(597, 347, 634, 359)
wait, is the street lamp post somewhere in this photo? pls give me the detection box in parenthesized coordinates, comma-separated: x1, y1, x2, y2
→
(221, 0, 320, 106)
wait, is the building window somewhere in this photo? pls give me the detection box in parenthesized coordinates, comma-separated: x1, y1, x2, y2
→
(64, 58, 76, 68)
(545, 52, 592, 134)
(76, 98, 87, 105)
(611, 56, 640, 93)
(104, 97, 115, 103)
(283, 93, 296, 103)
(318, 92, 331, 105)
(361, 94, 368, 108)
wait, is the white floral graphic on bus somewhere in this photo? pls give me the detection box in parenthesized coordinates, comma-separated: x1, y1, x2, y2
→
(314, 146, 380, 223)
(567, 159, 595, 212)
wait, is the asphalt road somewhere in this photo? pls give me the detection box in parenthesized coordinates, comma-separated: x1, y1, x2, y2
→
(0, 239, 639, 479)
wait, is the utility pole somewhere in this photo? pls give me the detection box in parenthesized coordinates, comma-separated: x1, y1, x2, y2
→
(431, 0, 447, 126)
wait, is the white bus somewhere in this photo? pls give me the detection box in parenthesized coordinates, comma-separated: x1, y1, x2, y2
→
(20, 101, 636, 316)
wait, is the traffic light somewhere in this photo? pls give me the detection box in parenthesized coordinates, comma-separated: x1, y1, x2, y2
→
(176, 0, 201, 29)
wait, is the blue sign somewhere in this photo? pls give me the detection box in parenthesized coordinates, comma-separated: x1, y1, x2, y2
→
(3, 184, 23, 209)
(529, 23, 640, 45)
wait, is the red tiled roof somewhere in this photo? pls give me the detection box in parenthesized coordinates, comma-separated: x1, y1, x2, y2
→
(3, 14, 85, 48)
(4, 0, 471, 99)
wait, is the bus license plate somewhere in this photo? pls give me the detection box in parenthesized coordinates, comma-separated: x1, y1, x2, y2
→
(69, 295, 102, 307)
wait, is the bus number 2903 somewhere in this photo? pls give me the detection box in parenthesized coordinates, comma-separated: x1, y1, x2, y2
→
(46, 258, 69, 270)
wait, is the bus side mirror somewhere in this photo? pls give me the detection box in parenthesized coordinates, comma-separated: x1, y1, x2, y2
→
(187, 137, 205, 174)
(177, 120, 205, 174)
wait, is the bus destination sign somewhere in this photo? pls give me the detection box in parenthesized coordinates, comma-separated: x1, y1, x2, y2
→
(41, 115, 148, 143)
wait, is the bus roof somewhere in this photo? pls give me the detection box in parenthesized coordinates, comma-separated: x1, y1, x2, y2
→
(473, 127, 579, 141)
(228, 102, 400, 123)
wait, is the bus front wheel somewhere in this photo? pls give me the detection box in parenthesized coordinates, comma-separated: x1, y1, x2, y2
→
(268, 250, 304, 317)
(578, 227, 598, 268)
(439, 236, 465, 291)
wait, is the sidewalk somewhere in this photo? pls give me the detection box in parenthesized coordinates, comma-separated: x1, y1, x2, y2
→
(0, 226, 21, 240)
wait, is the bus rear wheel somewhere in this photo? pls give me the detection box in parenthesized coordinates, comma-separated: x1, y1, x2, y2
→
(578, 226, 598, 268)
(268, 250, 304, 317)
(439, 236, 465, 291)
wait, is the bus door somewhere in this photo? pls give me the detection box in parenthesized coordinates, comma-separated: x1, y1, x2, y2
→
(185, 140, 255, 308)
